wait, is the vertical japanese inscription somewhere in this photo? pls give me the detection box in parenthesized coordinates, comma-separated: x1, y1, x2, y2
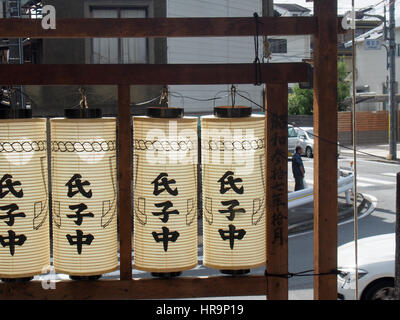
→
(217, 171, 246, 249)
(65, 174, 94, 254)
(266, 84, 289, 300)
(151, 173, 180, 252)
(0, 174, 26, 256)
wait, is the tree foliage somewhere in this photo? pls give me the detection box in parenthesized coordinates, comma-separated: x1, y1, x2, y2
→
(288, 58, 350, 115)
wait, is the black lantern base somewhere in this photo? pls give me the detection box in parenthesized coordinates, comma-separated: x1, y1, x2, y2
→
(151, 272, 182, 278)
(147, 107, 183, 119)
(219, 269, 250, 276)
(214, 106, 252, 118)
(69, 275, 102, 281)
(64, 108, 102, 119)
(1, 276, 33, 282)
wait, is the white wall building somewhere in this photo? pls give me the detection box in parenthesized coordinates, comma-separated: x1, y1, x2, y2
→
(267, 3, 311, 64)
(167, 1, 312, 113)
(167, 0, 264, 114)
(347, 21, 400, 111)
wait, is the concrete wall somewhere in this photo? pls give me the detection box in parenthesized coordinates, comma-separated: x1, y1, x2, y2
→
(26, 0, 167, 117)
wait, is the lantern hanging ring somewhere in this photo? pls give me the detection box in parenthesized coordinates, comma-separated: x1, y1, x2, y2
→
(160, 85, 169, 108)
(230, 85, 237, 108)
(79, 87, 89, 109)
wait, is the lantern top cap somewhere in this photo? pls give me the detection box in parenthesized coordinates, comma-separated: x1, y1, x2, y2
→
(147, 107, 184, 119)
(64, 108, 102, 119)
(214, 106, 252, 118)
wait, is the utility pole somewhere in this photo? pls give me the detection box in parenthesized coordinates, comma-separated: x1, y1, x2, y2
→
(6, 0, 25, 109)
(396, 172, 400, 299)
(262, 0, 273, 111)
(262, 0, 273, 17)
(388, 0, 397, 160)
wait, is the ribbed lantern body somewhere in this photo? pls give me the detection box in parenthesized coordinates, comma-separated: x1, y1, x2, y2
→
(201, 115, 266, 270)
(51, 118, 118, 276)
(0, 119, 49, 278)
(133, 116, 198, 272)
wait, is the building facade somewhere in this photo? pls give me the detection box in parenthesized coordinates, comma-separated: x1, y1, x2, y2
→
(347, 22, 400, 111)
(1, 1, 313, 116)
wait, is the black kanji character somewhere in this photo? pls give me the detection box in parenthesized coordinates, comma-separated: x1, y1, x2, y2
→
(218, 200, 246, 221)
(272, 211, 284, 227)
(0, 174, 23, 198)
(271, 132, 286, 147)
(272, 227, 284, 245)
(218, 224, 246, 249)
(218, 171, 244, 195)
(152, 201, 179, 223)
(0, 203, 25, 226)
(66, 174, 92, 198)
(66, 230, 94, 254)
(271, 148, 287, 164)
(152, 227, 180, 252)
(151, 173, 178, 196)
(271, 167, 286, 181)
(67, 203, 94, 226)
(0, 230, 26, 256)
(272, 193, 285, 207)
(271, 114, 287, 130)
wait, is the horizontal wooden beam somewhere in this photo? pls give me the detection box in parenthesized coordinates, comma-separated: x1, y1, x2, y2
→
(0, 63, 309, 85)
(0, 17, 345, 38)
(0, 276, 267, 300)
(1, 17, 317, 38)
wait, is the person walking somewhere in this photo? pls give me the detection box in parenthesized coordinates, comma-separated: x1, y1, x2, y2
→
(292, 146, 305, 191)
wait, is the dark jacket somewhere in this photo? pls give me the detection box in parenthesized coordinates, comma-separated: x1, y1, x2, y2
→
(292, 152, 305, 178)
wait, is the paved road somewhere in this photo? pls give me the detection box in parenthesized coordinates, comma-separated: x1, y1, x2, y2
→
(287, 155, 398, 299)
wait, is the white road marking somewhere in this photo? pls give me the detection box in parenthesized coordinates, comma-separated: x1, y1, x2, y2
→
(355, 181, 374, 187)
(382, 173, 397, 177)
(357, 176, 394, 185)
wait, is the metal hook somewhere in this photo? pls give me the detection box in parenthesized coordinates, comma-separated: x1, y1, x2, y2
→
(159, 85, 169, 108)
(231, 85, 237, 108)
(79, 87, 88, 109)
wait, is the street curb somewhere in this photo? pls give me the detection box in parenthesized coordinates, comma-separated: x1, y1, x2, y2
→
(288, 193, 376, 236)
(340, 150, 400, 165)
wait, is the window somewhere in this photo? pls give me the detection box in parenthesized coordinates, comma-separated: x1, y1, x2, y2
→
(91, 7, 148, 64)
(288, 127, 298, 138)
(269, 39, 288, 54)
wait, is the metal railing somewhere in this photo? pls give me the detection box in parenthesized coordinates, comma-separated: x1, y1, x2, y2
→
(288, 173, 354, 209)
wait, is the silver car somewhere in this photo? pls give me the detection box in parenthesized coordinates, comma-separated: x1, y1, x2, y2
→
(294, 126, 341, 158)
(296, 127, 314, 158)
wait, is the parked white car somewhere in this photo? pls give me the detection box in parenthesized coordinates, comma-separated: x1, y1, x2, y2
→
(289, 125, 341, 158)
(288, 125, 299, 156)
(337, 233, 395, 300)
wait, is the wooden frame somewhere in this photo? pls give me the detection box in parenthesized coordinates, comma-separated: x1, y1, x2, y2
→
(0, 2, 338, 300)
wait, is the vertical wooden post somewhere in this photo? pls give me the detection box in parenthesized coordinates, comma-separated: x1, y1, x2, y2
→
(266, 83, 289, 300)
(118, 85, 133, 280)
(313, 0, 338, 300)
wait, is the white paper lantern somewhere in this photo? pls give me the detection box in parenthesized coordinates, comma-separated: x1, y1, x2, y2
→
(133, 110, 198, 274)
(0, 118, 50, 278)
(51, 117, 118, 276)
(201, 107, 266, 271)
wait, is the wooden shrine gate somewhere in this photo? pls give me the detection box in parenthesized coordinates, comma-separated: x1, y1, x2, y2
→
(0, 0, 340, 300)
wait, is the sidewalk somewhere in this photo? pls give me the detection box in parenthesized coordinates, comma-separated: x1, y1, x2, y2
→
(340, 143, 400, 163)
